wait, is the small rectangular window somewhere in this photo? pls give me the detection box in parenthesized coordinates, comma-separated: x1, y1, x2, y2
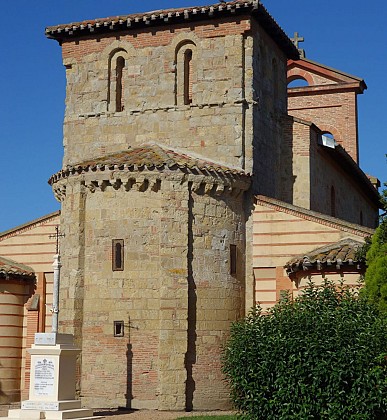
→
(112, 239, 124, 271)
(114, 321, 124, 337)
(230, 244, 237, 276)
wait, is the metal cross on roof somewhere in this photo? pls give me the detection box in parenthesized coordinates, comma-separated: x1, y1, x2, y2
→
(291, 32, 306, 58)
(49, 225, 65, 254)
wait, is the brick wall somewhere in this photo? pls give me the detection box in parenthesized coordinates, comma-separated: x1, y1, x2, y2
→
(281, 117, 378, 228)
(0, 279, 33, 404)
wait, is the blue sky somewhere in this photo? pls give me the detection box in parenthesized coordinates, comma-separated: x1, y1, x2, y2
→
(0, 0, 385, 232)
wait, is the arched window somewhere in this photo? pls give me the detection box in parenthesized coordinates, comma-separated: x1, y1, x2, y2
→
(184, 49, 193, 105)
(108, 49, 128, 112)
(175, 41, 196, 106)
(330, 186, 336, 217)
(287, 77, 309, 88)
(115, 56, 125, 112)
(112, 239, 124, 271)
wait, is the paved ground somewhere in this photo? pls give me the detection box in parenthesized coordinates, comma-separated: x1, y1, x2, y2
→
(0, 407, 236, 420)
(94, 409, 236, 419)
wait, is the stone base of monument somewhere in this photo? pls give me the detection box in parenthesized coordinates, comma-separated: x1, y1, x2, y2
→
(0, 334, 100, 420)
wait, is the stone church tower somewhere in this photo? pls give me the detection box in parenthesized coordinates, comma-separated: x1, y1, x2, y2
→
(46, 0, 299, 411)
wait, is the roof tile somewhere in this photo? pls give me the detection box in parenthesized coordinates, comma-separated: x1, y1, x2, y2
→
(285, 238, 365, 274)
(0, 256, 35, 279)
(49, 143, 249, 185)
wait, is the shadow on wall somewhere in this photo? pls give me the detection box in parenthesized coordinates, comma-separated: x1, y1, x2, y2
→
(126, 340, 133, 408)
(0, 361, 8, 404)
(185, 183, 197, 411)
(278, 116, 296, 204)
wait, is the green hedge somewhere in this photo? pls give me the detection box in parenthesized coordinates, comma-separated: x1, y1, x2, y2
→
(222, 281, 387, 419)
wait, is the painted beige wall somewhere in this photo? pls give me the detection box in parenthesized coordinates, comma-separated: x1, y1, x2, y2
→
(252, 198, 373, 310)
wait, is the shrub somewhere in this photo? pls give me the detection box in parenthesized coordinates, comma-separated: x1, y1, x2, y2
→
(222, 281, 387, 419)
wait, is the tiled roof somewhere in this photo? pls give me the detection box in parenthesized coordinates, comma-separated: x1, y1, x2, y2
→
(49, 143, 250, 185)
(285, 238, 365, 274)
(45, 0, 299, 59)
(0, 256, 35, 279)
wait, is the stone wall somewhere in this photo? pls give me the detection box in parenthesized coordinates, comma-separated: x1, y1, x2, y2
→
(251, 20, 288, 196)
(61, 18, 252, 169)
(55, 167, 247, 410)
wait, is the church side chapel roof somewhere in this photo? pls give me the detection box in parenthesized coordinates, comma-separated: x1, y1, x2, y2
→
(0, 256, 35, 279)
(45, 0, 299, 59)
(48, 143, 250, 185)
(285, 238, 365, 274)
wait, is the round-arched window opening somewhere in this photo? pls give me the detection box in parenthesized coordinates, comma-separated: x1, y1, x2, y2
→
(287, 77, 309, 88)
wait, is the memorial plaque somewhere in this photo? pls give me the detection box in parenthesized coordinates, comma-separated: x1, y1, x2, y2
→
(35, 333, 57, 346)
(33, 358, 55, 396)
(22, 401, 59, 411)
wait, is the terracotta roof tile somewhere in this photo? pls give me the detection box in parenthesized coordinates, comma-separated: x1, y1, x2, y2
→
(45, 0, 299, 59)
(49, 143, 249, 185)
(285, 238, 365, 274)
(0, 256, 35, 279)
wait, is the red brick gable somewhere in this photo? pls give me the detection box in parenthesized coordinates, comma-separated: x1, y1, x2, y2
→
(287, 58, 366, 92)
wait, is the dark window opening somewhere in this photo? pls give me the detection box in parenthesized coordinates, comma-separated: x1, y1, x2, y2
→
(112, 239, 124, 271)
(230, 244, 237, 276)
(116, 56, 125, 112)
(360, 211, 363, 226)
(184, 49, 193, 105)
(330, 186, 336, 217)
(114, 320, 124, 337)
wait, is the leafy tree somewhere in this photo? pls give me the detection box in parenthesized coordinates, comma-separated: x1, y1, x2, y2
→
(363, 218, 387, 312)
(362, 158, 387, 312)
(222, 281, 387, 419)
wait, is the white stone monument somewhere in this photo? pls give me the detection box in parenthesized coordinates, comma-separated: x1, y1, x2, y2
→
(1, 254, 99, 420)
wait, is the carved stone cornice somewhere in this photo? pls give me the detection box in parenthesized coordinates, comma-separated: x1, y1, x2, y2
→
(50, 143, 251, 201)
(51, 169, 250, 202)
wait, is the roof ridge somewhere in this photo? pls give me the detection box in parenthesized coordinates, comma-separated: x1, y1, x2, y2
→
(301, 237, 363, 256)
(255, 195, 374, 236)
(0, 210, 60, 241)
(297, 58, 365, 84)
(45, 0, 299, 60)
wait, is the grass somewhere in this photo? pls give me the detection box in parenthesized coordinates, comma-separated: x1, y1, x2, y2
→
(175, 416, 237, 420)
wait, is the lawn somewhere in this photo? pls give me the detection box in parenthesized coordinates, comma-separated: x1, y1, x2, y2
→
(175, 416, 237, 420)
